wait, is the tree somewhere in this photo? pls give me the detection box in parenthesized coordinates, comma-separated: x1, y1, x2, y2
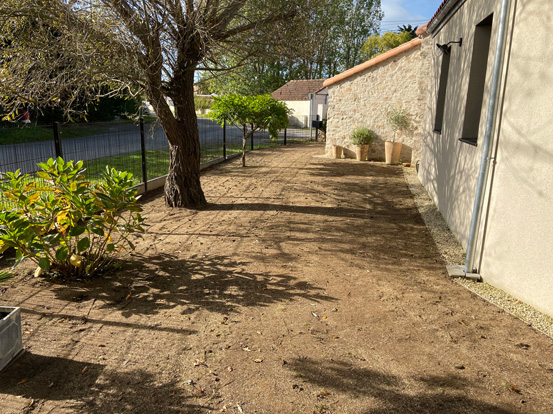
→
(397, 24, 418, 39)
(209, 95, 290, 167)
(360, 30, 413, 60)
(0, 0, 301, 208)
(199, 0, 383, 95)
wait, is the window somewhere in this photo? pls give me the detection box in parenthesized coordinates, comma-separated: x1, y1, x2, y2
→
(460, 14, 494, 146)
(434, 48, 451, 133)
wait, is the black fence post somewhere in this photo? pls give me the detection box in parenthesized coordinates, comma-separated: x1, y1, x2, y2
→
(284, 128, 287, 146)
(140, 117, 148, 193)
(223, 120, 227, 159)
(53, 122, 63, 158)
(251, 131, 254, 151)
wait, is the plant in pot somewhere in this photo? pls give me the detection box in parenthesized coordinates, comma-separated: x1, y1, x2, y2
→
(386, 107, 413, 165)
(351, 126, 374, 161)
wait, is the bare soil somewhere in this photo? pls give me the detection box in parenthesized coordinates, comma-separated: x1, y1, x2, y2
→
(1, 143, 552, 414)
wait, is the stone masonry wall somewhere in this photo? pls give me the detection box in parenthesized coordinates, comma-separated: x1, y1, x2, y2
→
(325, 37, 431, 163)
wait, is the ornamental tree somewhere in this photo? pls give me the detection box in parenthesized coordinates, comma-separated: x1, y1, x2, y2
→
(209, 95, 290, 167)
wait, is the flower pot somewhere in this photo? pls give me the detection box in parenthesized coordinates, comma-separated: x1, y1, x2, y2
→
(385, 141, 403, 164)
(355, 145, 369, 161)
(0, 306, 23, 372)
(332, 145, 343, 159)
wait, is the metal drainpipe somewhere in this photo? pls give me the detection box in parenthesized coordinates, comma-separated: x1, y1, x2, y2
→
(464, 0, 511, 274)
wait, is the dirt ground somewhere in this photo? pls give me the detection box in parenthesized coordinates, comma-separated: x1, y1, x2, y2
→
(1, 143, 553, 414)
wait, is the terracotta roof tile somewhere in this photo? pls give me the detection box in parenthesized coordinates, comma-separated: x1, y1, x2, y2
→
(271, 79, 326, 101)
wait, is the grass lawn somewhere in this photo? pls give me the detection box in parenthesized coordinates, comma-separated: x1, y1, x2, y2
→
(0, 125, 112, 145)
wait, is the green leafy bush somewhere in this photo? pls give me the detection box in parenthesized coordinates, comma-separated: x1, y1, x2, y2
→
(351, 126, 374, 145)
(0, 158, 146, 278)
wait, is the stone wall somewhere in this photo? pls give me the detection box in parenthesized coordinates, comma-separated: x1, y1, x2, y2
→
(325, 37, 431, 163)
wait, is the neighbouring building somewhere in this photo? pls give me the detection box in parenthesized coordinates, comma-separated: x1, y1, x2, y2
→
(323, 36, 431, 163)
(419, 0, 553, 316)
(271, 80, 328, 128)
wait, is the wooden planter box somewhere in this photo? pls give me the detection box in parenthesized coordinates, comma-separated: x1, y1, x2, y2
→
(0, 306, 23, 372)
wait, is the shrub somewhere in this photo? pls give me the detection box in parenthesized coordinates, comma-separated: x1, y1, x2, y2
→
(387, 107, 413, 140)
(0, 158, 146, 278)
(351, 126, 374, 145)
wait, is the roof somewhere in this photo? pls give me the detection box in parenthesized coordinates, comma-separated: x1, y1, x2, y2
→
(271, 79, 326, 101)
(323, 38, 422, 88)
(426, 0, 464, 34)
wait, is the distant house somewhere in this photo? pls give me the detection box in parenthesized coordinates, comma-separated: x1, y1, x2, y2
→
(323, 37, 431, 162)
(419, 0, 553, 316)
(271, 80, 328, 128)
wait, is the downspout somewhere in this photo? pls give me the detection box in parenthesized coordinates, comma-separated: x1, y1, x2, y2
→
(464, 0, 511, 274)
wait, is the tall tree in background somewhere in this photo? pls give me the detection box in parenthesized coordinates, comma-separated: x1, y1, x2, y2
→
(0, 0, 303, 208)
(360, 30, 413, 61)
(200, 0, 382, 96)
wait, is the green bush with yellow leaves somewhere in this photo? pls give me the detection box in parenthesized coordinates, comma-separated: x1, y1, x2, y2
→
(0, 157, 146, 278)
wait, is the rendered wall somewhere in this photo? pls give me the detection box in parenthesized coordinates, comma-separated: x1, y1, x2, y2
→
(479, 0, 553, 316)
(325, 40, 431, 163)
(418, 0, 553, 316)
(285, 101, 311, 127)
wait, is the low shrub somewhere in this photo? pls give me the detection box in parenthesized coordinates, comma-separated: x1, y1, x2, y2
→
(0, 157, 146, 278)
(351, 127, 374, 145)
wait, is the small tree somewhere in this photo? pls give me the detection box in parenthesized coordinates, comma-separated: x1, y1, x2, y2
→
(387, 107, 413, 142)
(210, 95, 290, 167)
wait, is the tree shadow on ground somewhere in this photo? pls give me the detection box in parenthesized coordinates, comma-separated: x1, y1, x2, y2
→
(287, 357, 516, 414)
(48, 254, 333, 318)
(0, 352, 208, 413)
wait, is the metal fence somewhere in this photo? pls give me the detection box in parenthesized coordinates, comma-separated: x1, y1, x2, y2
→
(0, 115, 321, 207)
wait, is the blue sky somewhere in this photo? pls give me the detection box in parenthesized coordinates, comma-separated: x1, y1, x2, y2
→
(379, 0, 444, 32)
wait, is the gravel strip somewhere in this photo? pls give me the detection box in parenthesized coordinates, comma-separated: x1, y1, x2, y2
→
(403, 166, 553, 340)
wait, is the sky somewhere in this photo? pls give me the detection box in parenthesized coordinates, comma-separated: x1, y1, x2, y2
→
(379, 0, 444, 32)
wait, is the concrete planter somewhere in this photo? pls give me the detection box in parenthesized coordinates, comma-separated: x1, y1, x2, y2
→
(0, 306, 23, 372)
(385, 141, 402, 164)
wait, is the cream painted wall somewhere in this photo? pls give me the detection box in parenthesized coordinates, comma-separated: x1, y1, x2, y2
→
(479, 0, 553, 316)
(418, 0, 553, 316)
(285, 101, 311, 127)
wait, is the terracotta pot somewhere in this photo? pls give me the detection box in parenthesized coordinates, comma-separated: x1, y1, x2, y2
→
(332, 145, 343, 159)
(355, 145, 369, 161)
(385, 141, 402, 164)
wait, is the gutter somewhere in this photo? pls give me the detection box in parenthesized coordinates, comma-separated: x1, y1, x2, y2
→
(427, 1, 468, 36)
(464, 0, 511, 274)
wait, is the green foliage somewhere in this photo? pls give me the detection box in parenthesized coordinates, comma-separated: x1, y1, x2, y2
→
(210, 95, 290, 139)
(387, 107, 413, 141)
(209, 95, 291, 166)
(361, 31, 414, 60)
(0, 157, 146, 278)
(194, 96, 213, 111)
(351, 127, 374, 145)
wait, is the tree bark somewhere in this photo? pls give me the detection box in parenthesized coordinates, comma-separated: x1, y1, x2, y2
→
(154, 70, 207, 208)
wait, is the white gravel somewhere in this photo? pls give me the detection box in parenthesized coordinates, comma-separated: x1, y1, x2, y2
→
(403, 166, 553, 340)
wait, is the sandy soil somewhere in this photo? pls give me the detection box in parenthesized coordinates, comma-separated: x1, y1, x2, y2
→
(1, 143, 552, 414)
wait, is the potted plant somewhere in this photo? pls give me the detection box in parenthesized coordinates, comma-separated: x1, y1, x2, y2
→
(0, 306, 23, 372)
(386, 107, 413, 165)
(351, 126, 374, 161)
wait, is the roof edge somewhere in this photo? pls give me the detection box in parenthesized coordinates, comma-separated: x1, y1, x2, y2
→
(427, 0, 465, 34)
(323, 38, 422, 88)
